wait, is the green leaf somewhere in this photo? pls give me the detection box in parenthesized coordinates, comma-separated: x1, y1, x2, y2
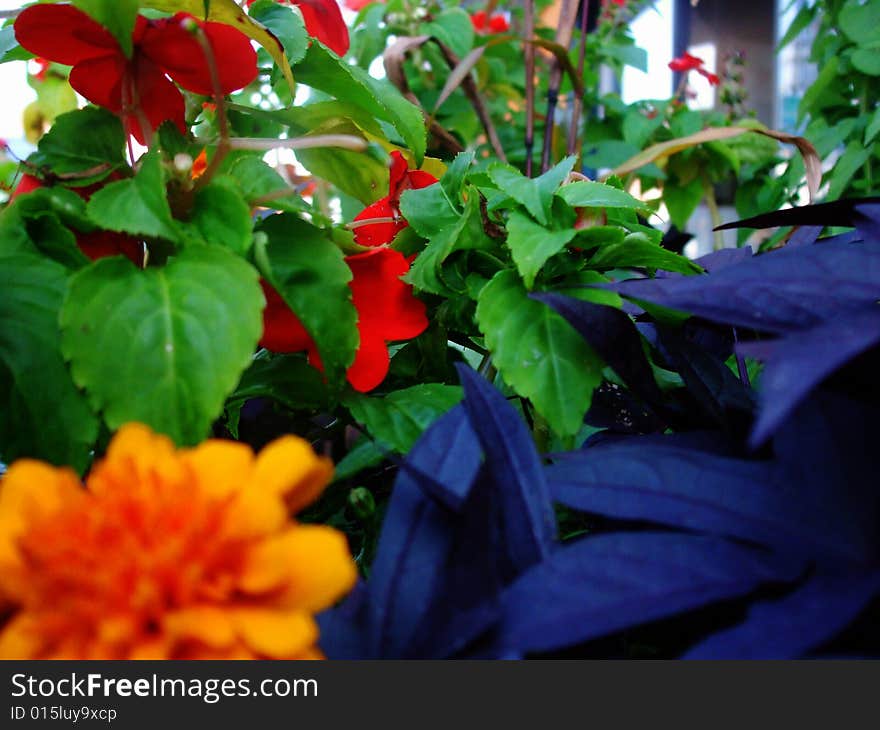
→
(851, 47, 880, 75)
(421, 8, 474, 59)
(588, 232, 704, 275)
(826, 141, 872, 200)
(553, 270, 623, 309)
(799, 56, 839, 121)
(506, 210, 576, 289)
(257, 214, 358, 391)
(344, 383, 463, 454)
(333, 437, 386, 481)
(0, 254, 99, 471)
(73, 0, 139, 57)
(294, 42, 427, 162)
(223, 155, 308, 213)
(556, 180, 649, 212)
(29, 107, 126, 180)
(441, 149, 476, 203)
(865, 107, 880, 145)
(60, 247, 263, 445)
(87, 152, 179, 241)
(663, 177, 704, 230)
(177, 177, 253, 255)
(777, 3, 816, 51)
(840, 0, 880, 46)
(476, 269, 603, 437)
(603, 41, 648, 72)
(488, 156, 576, 224)
(398, 182, 459, 237)
(248, 0, 310, 65)
(229, 351, 328, 411)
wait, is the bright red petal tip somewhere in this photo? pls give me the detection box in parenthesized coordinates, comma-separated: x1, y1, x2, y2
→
(14, 5, 119, 66)
(295, 0, 351, 57)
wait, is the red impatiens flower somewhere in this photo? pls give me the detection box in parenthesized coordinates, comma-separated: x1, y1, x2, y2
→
(352, 151, 438, 247)
(344, 0, 379, 10)
(11, 174, 144, 266)
(14, 5, 258, 144)
(246, 0, 350, 56)
(471, 10, 510, 34)
(260, 247, 428, 392)
(668, 52, 720, 86)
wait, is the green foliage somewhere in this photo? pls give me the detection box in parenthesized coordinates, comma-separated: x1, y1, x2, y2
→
(60, 248, 264, 445)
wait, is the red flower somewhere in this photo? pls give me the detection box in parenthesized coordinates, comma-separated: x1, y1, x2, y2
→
(260, 247, 428, 392)
(352, 151, 438, 247)
(668, 52, 720, 86)
(344, 0, 378, 10)
(11, 174, 144, 266)
(246, 0, 350, 56)
(14, 5, 258, 144)
(471, 11, 510, 34)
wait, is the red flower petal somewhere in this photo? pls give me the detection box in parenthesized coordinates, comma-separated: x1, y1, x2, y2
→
(668, 52, 705, 72)
(13, 4, 119, 66)
(77, 231, 144, 266)
(347, 247, 428, 344)
(259, 280, 314, 352)
(387, 150, 410, 194)
(488, 14, 510, 33)
(295, 0, 351, 57)
(352, 196, 404, 247)
(345, 330, 391, 393)
(471, 11, 487, 31)
(345, 0, 378, 10)
(68, 55, 125, 113)
(139, 13, 258, 96)
(697, 68, 721, 86)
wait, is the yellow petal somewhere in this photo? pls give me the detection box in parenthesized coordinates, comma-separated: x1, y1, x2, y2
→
(181, 440, 255, 500)
(248, 436, 333, 514)
(164, 606, 236, 649)
(88, 423, 185, 496)
(239, 526, 357, 612)
(231, 608, 318, 659)
(0, 614, 44, 659)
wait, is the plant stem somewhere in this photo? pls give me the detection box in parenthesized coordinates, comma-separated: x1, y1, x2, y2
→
(540, 0, 580, 172)
(227, 135, 368, 152)
(566, 0, 590, 160)
(524, 0, 536, 176)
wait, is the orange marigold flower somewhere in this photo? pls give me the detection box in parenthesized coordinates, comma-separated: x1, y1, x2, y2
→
(0, 424, 357, 660)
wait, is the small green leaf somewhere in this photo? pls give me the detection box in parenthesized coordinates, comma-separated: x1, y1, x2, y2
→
(421, 8, 474, 58)
(851, 47, 880, 75)
(178, 177, 253, 255)
(506, 210, 576, 289)
(777, 3, 816, 51)
(865, 107, 880, 145)
(0, 253, 99, 471)
(556, 180, 649, 212)
(257, 214, 358, 391)
(344, 383, 463, 454)
(60, 247, 264, 445)
(488, 156, 576, 224)
(663, 177, 704, 230)
(229, 351, 328, 411)
(588, 232, 704, 275)
(476, 269, 604, 437)
(826, 141, 872, 200)
(224, 155, 308, 213)
(840, 0, 880, 46)
(248, 0, 310, 65)
(74, 0, 139, 57)
(799, 56, 839, 121)
(87, 152, 179, 241)
(29, 107, 126, 180)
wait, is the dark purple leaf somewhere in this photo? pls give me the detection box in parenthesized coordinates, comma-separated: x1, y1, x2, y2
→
(714, 197, 880, 231)
(532, 293, 664, 407)
(694, 246, 753, 271)
(786, 226, 823, 247)
(493, 532, 799, 654)
(547, 434, 863, 565)
(611, 237, 880, 334)
(683, 571, 880, 659)
(742, 309, 880, 447)
(317, 580, 370, 659)
(457, 364, 556, 579)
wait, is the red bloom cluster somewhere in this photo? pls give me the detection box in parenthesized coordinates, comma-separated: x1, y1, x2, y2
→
(352, 151, 438, 247)
(260, 152, 433, 392)
(11, 174, 144, 266)
(14, 5, 258, 145)
(668, 52, 720, 86)
(471, 11, 510, 34)
(246, 0, 350, 56)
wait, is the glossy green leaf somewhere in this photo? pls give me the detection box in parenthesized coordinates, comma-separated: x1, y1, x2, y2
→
(29, 107, 126, 180)
(589, 232, 704, 275)
(344, 383, 463, 454)
(506, 210, 576, 289)
(73, 0, 139, 57)
(488, 156, 576, 224)
(248, 0, 309, 65)
(223, 155, 308, 213)
(229, 351, 328, 411)
(177, 176, 253, 255)
(0, 254, 99, 471)
(60, 247, 263, 445)
(556, 180, 649, 212)
(257, 214, 358, 391)
(476, 269, 604, 437)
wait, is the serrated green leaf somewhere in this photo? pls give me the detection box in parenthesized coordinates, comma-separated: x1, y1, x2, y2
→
(588, 232, 704, 275)
(398, 182, 459, 237)
(476, 269, 603, 437)
(0, 254, 99, 471)
(257, 214, 358, 390)
(441, 149, 476, 203)
(248, 0, 310, 65)
(29, 107, 126, 179)
(488, 156, 576, 224)
(223, 155, 308, 213)
(506, 210, 576, 289)
(177, 176, 253, 255)
(294, 42, 426, 162)
(60, 247, 263, 445)
(344, 383, 463, 454)
(556, 180, 649, 211)
(86, 152, 179, 241)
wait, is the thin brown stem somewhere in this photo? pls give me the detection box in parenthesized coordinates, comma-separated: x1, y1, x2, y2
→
(524, 0, 536, 176)
(540, 0, 579, 172)
(566, 0, 590, 160)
